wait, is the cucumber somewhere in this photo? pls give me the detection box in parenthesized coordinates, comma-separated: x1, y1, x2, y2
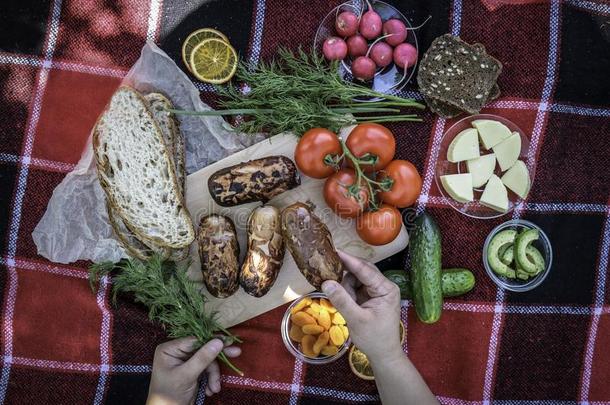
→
(487, 230, 517, 276)
(442, 268, 476, 297)
(385, 268, 476, 299)
(515, 229, 539, 273)
(501, 245, 514, 266)
(409, 213, 443, 324)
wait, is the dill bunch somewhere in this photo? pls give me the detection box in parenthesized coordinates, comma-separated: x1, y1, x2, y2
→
(89, 255, 243, 375)
(173, 47, 424, 136)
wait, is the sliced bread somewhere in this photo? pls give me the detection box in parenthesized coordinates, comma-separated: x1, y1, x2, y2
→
(94, 86, 194, 249)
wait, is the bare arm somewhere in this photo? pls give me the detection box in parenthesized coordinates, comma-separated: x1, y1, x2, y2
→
(322, 251, 438, 405)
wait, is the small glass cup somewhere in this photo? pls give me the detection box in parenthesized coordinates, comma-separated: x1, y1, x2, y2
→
(281, 292, 350, 364)
(483, 220, 552, 292)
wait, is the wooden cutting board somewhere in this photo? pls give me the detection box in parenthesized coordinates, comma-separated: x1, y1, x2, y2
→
(184, 127, 409, 328)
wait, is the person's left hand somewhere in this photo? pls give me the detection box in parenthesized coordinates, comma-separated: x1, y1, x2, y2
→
(146, 337, 241, 404)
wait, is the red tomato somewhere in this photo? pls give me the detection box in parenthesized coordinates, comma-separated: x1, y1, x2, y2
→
(323, 169, 369, 218)
(356, 204, 402, 245)
(346, 123, 396, 172)
(378, 160, 422, 208)
(295, 128, 342, 179)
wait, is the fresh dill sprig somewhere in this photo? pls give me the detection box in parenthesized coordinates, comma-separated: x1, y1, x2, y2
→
(89, 255, 243, 375)
(172, 47, 424, 136)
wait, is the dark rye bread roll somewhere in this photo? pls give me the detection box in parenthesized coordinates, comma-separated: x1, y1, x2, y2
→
(208, 156, 300, 207)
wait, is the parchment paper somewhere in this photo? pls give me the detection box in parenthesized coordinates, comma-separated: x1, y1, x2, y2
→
(32, 41, 264, 264)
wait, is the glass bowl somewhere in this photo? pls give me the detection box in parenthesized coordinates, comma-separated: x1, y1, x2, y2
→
(313, 0, 418, 101)
(281, 292, 350, 364)
(434, 114, 532, 219)
(483, 220, 552, 292)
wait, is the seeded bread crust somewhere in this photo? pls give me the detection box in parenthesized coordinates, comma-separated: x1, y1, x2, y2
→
(94, 86, 195, 250)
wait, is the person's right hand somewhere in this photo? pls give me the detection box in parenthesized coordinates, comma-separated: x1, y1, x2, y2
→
(321, 251, 402, 365)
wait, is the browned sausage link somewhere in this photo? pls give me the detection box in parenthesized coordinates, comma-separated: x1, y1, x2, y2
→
(208, 156, 300, 207)
(239, 206, 285, 297)
(280, 202, 344, 289)
(198, 214, 240, 298)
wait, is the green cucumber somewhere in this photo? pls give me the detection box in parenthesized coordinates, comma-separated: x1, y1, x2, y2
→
(515, 229, 539, 273)
(442, 268, 476, 297)
(501, 245, 514, 266)
(409, 213, 443, 324)
(385, 268, 476, 299)
(487, 230, 517, 276)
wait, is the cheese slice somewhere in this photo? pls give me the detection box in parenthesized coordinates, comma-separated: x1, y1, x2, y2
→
(501, 160, 530, 199)
(472, 119, 511, 149)
(493, 132, 521, 171)
(447, 128, 480, 163)
(466, 153, 496, 188)
(440, 174, 474, 203)
(480, 174, 509, 213)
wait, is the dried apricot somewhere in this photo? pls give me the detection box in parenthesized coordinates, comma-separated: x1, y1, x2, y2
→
(319, 298, 337, 313)
(313, 331, 329, 355)
(310, 302, 322, 313)
(302, 324, 325, 335)
(301, 335, 317, 358)
(321, 345, 339, 356)
(292, 311, 316, 327)
(290, 298, 310, 315)
(289, 324, 305, 342)
(329, 325, 346, 346)
(340, 325, 349, 340)
(318, 308, 331, 330)
(332, 312, 346, 325)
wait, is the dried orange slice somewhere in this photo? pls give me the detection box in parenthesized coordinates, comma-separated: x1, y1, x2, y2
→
(181, 28, 228, 73)
(189, 38, 237, 84)
(349, 345, 375, 381)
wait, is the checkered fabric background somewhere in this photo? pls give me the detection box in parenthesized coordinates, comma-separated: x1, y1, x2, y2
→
(0, 0, 609, 403)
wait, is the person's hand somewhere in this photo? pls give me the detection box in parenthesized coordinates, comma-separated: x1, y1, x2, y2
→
(321, 251, 402, 365)
(147, 337, 241, 405)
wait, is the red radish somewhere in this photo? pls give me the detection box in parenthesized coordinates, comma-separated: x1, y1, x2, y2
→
(335, 11, 359, 37)
(352, 56, 376, 81)
(323, 37, 348, 61)
(382, 19, 408, 46)
(359, 1, 382, 39)
(347, 34, 368, 58)
(370, 41, 393, 68)
(393, 43, 417, 69)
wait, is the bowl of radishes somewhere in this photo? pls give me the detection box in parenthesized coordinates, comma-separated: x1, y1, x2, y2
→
(314, 0, 420, 100)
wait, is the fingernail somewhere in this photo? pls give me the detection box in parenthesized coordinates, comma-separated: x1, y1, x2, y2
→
(321, 280, 336, 294)
(209, 339, 223, 352)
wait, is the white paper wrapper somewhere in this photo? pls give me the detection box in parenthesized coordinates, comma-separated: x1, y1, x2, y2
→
(32, 41, 263, 264)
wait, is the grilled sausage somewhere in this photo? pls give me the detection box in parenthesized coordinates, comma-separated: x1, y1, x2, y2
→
(239, 206, 285, 297)
(281, 202, 344, 289)
(198, 214, 240, 298)
(208, 156, 300, 207)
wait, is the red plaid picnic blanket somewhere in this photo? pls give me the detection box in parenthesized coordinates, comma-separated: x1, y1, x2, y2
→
(1, 0, 609, 404)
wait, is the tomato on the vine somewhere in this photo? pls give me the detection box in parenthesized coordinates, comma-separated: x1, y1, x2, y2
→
(323, 169, 369, 218)
(378, 160, 422, 208)
(346, 123, 396, 172)
(295, 128, 342, 179)
(356, 204, 402, 245)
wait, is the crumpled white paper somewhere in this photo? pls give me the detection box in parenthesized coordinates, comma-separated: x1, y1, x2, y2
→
(32, 41, 263, 264)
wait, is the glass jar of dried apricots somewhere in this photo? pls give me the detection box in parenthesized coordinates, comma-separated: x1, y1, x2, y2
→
(281, 292, 351, 364)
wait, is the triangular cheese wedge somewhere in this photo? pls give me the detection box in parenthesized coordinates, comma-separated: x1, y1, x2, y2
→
(447, 128, 480, 163)
(480, 174, 509, 213)
(440, 174, 474, 203)
(493, 132, 521, 171)
(501, 160, 530, 199)
(472, 119, 511, 149)
(466, 153, 496, 188)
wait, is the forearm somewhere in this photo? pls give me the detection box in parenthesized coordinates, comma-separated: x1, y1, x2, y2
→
(370, 349, 438, 405)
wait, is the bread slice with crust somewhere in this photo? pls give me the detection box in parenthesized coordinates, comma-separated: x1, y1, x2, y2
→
(94, 86, 194, 249)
